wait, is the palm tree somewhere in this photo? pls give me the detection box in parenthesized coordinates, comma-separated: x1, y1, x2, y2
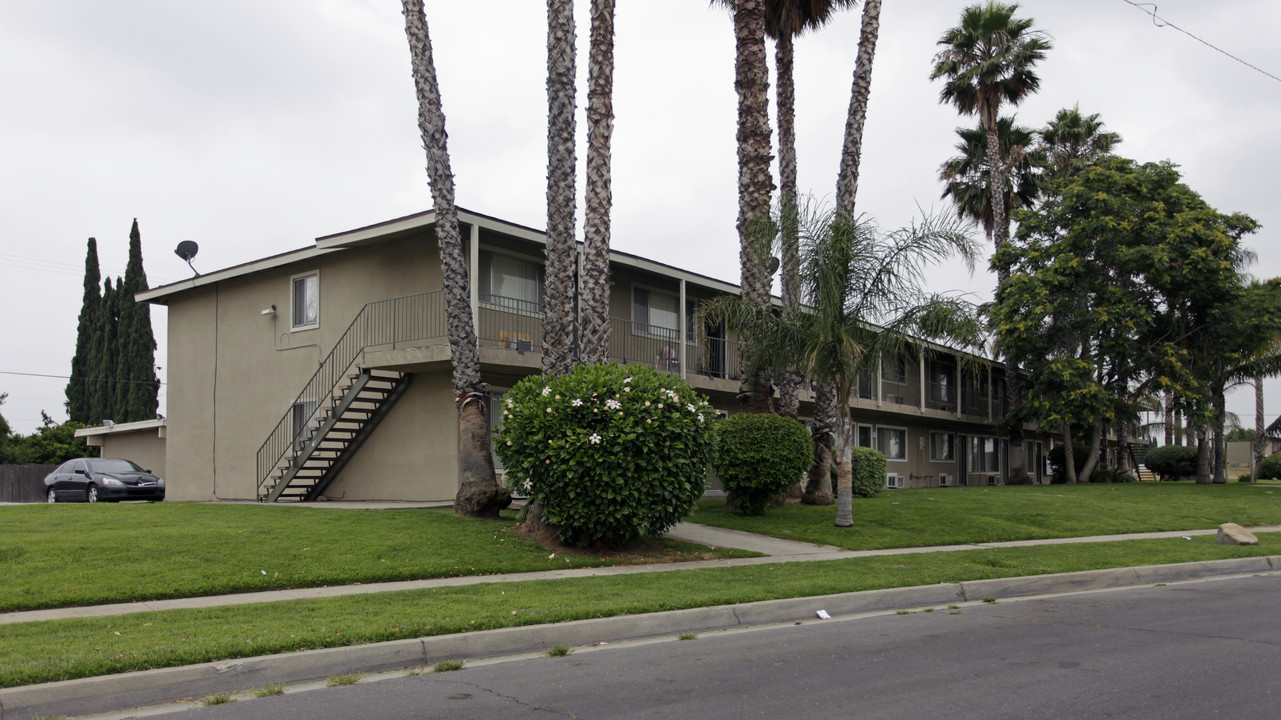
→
(543, 0, 578, 376)
(707, 203, 982, 527)
(1039, 105, 1121, 181)
(938, 116, 1042, 242)
(930, 2, 1050, 262)
(401, 0, 510, 518)
(931, 1, 1049, 480)
(579, 0, 617, 366)
(729, 0, 776, 412)
(834, 0, 881, 218)
(753, 0, 859, 417)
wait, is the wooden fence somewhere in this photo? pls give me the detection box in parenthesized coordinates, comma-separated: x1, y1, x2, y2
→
(0, 464, 57, 503)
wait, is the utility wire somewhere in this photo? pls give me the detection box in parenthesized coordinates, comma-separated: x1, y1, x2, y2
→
(1121, 1, 1281, 85)
(0, 370, 164, 386)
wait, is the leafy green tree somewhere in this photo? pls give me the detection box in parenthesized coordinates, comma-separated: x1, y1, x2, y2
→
(707, 202, 982, 527)
(0, 392, 11, 463)
(66, 238, 102, 424)
(4, 414, 96, 465)
(994, 157, 1263, 483)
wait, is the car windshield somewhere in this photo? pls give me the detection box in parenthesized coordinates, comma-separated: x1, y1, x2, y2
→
(87, 458, 146, 474)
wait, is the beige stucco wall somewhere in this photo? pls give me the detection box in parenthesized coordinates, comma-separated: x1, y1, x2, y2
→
(161, 233, 447, 501)
(324, 369, 459, 501)
(97, 432, 167, 480)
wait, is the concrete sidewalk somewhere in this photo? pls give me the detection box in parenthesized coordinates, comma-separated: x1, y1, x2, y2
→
(3, 523, 1279, 626)
(3, 524, 1281, 720)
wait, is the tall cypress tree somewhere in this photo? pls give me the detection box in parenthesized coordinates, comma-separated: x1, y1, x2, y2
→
(90, 278, 120, 424)
(118, 219, 158, 421)
(66, 238, 102, 424)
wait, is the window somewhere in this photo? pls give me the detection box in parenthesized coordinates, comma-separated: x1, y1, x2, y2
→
(633, 286, 680, 340)
(480, 251, 544, 314)
(292, 272, 319, 330)
(931, 431, 954, 462)
(291, 400, 319, 450)
(856, 366, 874, 399)
(877, 426, 907, 461)
(856, 424, 873, 448)
(881, 357, 907, 384)
(968, 436, 1000, 473)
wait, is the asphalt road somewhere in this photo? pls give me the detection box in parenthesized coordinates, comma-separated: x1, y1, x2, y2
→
(133, 574, 1281, 719)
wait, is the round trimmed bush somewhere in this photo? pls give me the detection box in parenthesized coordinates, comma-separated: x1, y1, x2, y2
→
(1144, 444, 1198, 480)
(1257, 453, 1281, 481)
(851, 447, 887, 498)
(714, 412, 813, 515)
(494, 363, 716, 546)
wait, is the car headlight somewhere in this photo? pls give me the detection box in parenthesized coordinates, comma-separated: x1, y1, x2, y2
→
(102, 478, 124, 487)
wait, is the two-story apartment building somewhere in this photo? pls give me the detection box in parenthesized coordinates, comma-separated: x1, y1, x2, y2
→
(136, 208, 1046, 503)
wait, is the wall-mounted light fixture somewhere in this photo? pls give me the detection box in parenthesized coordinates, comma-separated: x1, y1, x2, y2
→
(261, 305, 276, 316)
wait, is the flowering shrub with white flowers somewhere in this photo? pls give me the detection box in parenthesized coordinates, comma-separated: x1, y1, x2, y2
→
(494, 363, 717, 546)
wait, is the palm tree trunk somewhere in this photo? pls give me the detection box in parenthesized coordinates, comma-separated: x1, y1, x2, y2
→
(543, 0, 578, 376)
(834, 407, 853, 527)
(401, 0, 509, 518)
(775, 30, 801, 418)
(732, 0, 775, 412)
(579, 0, 615, 366)
(834, 0, 881, 218)
(802, 382, 836, 505)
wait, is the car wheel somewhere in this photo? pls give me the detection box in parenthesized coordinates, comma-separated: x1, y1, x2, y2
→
(47, 488, 57, 504)
(87, 485, 99, 503)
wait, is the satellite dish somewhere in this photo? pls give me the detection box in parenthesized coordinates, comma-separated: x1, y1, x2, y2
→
(767, 256, 781, 277)
(174, 241, 201, 276)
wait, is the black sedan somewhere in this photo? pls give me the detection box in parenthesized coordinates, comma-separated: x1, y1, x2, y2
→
(44, 458, 165, 503)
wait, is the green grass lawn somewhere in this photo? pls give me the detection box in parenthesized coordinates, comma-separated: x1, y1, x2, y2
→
(692, 482, 1281, 550)
(0, 503, 752, 613)
(2, 534, 1276, 688)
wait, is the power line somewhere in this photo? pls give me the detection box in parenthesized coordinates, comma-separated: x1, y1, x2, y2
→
(0, 370, 164, 387)
(1120, 1, 1281, 85)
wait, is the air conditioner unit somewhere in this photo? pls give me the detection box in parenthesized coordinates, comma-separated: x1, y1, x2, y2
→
(939, 473, 955, 487)
(886, 473, 905, 489)
(986, 474, 1001, 486)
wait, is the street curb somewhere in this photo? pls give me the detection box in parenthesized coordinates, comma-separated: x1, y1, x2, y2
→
(3, 555, 1279, 719)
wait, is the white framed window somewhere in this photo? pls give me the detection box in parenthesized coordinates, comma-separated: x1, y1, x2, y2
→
(291, 272, 319, 330)
(856, 424, 873, 449)
(930, 431, 955, 462)
(877, 426, 908, 462)
(479, 250, 544, 315)
(633, 285, 680, 341)
(968, 436, 1001, 473)
(290, 399, 319, 450)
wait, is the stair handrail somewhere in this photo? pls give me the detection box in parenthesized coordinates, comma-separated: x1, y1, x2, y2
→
(255, 290, 445, 497)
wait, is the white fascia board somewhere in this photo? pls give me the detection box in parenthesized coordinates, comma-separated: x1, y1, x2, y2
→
(136, 246, 340, 304)
(75, 418, 167, 438)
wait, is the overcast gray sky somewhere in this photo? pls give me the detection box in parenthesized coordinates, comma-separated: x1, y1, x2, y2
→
(2, 0, 1278, 437)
